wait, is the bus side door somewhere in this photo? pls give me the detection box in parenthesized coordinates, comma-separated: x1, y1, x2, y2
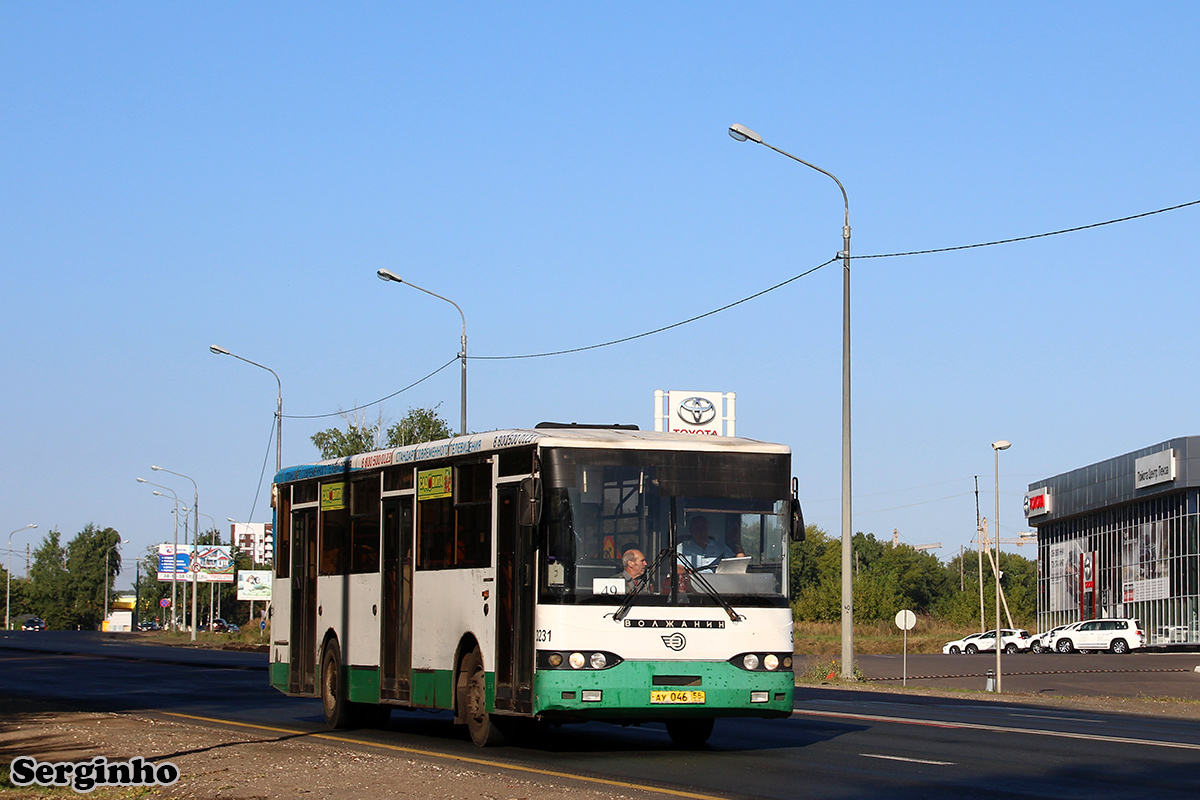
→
(289, 507, 318, 694)
(494, 485, 534, 714)
(380, 496, 414, 701)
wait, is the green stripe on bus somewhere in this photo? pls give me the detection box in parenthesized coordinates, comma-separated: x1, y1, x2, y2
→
(269, 662, 289, 692)
(347, 666, 381, 704)
(533, 660, 793, 718)
(412, 669, 456, 709)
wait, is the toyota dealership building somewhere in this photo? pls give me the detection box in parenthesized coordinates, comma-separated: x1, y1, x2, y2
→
(1026, 437, 1200, 646)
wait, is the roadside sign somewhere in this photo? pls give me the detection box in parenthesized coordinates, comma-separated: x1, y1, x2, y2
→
(895, 609, 916, 687)
(159, 598, 171, 608)
(260, 620, 266, 631)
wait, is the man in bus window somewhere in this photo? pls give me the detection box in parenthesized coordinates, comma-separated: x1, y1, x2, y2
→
(677, 515, 743, 572)
(614, 548, 652, 593)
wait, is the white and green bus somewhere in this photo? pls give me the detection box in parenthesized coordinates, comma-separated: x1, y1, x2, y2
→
(269, 423, 803, 746)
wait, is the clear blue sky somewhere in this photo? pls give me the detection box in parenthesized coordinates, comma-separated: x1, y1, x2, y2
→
(4, 3, 1198, 587)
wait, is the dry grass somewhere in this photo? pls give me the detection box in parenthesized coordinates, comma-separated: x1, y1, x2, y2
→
(794, 619, 984, 656)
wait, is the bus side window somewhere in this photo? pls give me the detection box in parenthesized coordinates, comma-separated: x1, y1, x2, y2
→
(351, 476, 381, 574)
(275, 487, 291, 579)
(455, 462, 491, 568)
(320, 481, 350, 576)
(417, 496, 453, 570)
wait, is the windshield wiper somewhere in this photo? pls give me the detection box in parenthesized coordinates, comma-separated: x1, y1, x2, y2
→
(612, 547, 672, 623)
(679, 560, 743, 623)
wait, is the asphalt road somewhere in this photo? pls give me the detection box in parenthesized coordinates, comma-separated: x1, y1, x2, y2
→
(827, 651, 1200, 700)
(3, 632, 1200, 799)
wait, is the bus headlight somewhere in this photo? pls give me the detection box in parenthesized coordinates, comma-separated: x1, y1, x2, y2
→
(590, 652, 608, 669)
(763, 654, 780, 671)
(547, 653, 563, 668)
(569, 652, 586, 669)
(742, 654, 760, 670)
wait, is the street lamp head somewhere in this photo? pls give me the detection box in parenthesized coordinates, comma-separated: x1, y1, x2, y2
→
(728, 123, 763, 144)
(377, 268, 403, 284)
(992, 440, 1012, 451)
(151, 465, 162, 472)
(136, 477, 147, 484)
(25, 524, 37, 530)
(209, 344, 230, 356)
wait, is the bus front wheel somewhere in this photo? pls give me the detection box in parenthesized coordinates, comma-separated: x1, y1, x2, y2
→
(460, 648, 503, 747)
(666, 717, 714, 748)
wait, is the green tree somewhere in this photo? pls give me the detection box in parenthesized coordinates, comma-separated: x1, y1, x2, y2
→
(386, 404, 453, 447)
(311, 411, 384, 459)
(133, 547, 171, 627)
(29, 529, 69, 629)
(311, 404, 453, 459)
(64, 524, 123, 630)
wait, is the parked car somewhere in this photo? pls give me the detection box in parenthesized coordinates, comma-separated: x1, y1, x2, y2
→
(943, 629, 1030, 654)
(137, 620, 160, 631)
(1048, 618, 1144, 654)
(21, 617, 46, 631)
(1027, 624, 1072, 653)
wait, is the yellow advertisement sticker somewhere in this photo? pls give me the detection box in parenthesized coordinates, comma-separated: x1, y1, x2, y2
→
(417, 467, 453, 500)
(320, 482, 347, 511)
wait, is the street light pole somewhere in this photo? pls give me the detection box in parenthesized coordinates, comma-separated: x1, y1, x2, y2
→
(728, 123, 854, 679)
(152, 465, 200, 641)
(6, 524, 37, 630)
(104, 538, 129, 625)
(992, 439, 1012, 692)
(376, 269, 468, 436)
(140, 478, 183, 630)
(196, 510, 220, 627)
(209, 345, 283, 475)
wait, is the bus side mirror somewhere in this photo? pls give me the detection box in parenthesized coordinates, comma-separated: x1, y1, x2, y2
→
(519, 477, 543, 527)
(790, 497, 805, 542)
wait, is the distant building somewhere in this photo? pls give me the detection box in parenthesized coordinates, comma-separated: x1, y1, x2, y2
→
(1026, 437, 1200, 646)
(230, 521, 274, 565)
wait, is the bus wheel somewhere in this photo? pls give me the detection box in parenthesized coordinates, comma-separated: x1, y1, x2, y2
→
(666, 717, 714, 748)
(461, 648, 503, 747)
(321, 640, 351, 728)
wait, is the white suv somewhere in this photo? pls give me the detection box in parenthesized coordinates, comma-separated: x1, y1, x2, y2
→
(1050, 618, 1144, 654)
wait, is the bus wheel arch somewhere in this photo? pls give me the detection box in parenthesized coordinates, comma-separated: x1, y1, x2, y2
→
(455, 639, 503, 747)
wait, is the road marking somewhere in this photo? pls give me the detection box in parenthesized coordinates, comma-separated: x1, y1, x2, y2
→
(1009, 713, 1103, 724)
(793, 708, 1200, 751)
(164, 712, 725, 800)
(861, 753, 954, 766)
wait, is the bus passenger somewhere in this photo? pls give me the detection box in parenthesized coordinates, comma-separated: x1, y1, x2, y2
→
(614, 548, 652, 593)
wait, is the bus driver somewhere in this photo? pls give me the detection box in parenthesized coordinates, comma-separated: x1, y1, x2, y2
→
(677, 515, 744, 572)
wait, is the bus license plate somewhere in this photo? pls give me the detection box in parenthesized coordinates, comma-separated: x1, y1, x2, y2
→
(651, 690, 705, 704)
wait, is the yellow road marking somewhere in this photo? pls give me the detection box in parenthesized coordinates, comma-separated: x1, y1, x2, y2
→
(163, 712, 726, 800)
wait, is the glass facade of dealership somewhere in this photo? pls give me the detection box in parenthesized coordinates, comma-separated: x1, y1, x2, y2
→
(1027, 437, 1200, 646)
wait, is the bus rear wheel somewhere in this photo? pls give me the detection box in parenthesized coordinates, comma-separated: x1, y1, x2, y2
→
(460, 648, 503, 747)
(666, 717, 714, 748)
(322, 640, 390, 729)
(321, 640, 352, 728)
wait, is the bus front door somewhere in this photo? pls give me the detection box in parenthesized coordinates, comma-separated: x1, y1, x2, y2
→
(380, 496, 414, 701)
(289, 507, 318, 694)
(495, 486, 534, 714)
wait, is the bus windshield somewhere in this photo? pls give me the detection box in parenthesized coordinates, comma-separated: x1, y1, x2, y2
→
(538, 447, 790, 608)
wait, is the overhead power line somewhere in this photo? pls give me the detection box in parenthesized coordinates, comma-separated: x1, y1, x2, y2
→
(290, 198, 1199, 416)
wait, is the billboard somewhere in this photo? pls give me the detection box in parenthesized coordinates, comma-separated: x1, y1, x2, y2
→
(237, 570, 273, 600)
(1122, 522, 1169, 602)
(157, 544, 234, 583)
